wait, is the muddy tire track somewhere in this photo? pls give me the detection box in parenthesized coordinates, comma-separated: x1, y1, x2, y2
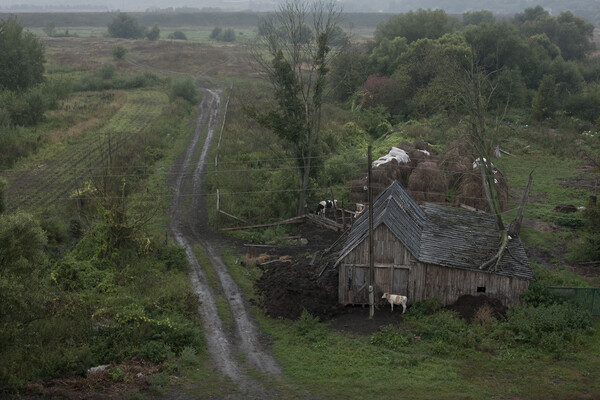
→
(167, 87, 281, 396)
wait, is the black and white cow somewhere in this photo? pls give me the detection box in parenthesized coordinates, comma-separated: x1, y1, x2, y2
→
(316, 199, 337, 216)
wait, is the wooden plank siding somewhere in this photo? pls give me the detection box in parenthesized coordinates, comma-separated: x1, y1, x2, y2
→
(339, 225, 530, 307)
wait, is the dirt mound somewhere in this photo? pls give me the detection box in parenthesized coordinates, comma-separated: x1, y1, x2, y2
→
(446, 295, 507, 322)
(254, 242, 344, 320)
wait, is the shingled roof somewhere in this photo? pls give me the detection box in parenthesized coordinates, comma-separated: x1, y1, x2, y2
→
(337, 181, 534, 281)
(338, 181, 426, 261)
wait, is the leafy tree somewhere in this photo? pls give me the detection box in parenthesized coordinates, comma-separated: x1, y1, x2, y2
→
(0, 213, 49, 341)
(369, 36, 408, 76)
(328, 25, 348, 46)
(210, 26, 222, 39)
(329, 43, 370, 101)
(0, 18, 45, 92)
(565, 82, 600, 123)
(515, 7, 595, 61)
(168, 30, 187, 40)
(43, 21, 56, 37)
(462, 10, 495, 26)
(532, 74, 558, 121)
(248, 0, 342, 216)
(357, 73, 405, 117)
(390, 34, 470, 117)
(554, 12, 595, 61)
(112, 44, 127, 59)
(146, 24, 160, 41)
(374, 9, 458, 44)
(463, 22, 531, 75)
(107, 13, 146, 39)
(549, 57, 584, 98)
(512, 5, 549, 25)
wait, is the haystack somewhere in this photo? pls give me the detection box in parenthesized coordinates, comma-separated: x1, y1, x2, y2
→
(456, 169, 509, 212)
(407, 161, 448, 203)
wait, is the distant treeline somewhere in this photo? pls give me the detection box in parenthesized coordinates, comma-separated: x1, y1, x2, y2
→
(0, 11, 394, 29)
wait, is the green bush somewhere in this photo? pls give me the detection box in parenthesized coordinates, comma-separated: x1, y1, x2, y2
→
(112, 44, 127, 59)
(50, 258, 110, 292)
(507, 302, 593, 353)
(170, 77, 199, 104)
(370, 325, 412, 351)
(220, 28, 236, 42)
(407, 298, 443, 317)
(168, 31, 187, 40)
(294, 311, 329, 344)
(155, 245, 188, 271)
(100, 63, 116, 80)
(146, 24, 160, 41)
(209, 26, 222, 39)
(408, 310, 467, 345)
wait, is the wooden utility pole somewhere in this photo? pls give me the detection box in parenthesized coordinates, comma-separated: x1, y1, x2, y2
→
(368, 144, 375, 319)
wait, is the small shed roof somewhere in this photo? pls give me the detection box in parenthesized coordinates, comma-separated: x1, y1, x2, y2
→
(337, 181, 534, 281)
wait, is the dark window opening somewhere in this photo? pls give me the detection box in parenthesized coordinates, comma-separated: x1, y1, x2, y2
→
(477, 286, 486, 293)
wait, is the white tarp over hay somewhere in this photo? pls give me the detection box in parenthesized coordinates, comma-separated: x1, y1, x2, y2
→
(373, 147, 410, 167)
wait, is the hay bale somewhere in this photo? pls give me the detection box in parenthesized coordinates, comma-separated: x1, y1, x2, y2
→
(407, 161, 448, 203)
(349, 176, 368, 204)
(407, 148, 427, 168)
(456, 170, 509, 212)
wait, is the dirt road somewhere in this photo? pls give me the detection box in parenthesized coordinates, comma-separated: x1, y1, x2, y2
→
(167, 87, 281, 397)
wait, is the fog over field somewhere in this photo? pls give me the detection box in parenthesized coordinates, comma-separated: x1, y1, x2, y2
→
(0, 0, 599, 22)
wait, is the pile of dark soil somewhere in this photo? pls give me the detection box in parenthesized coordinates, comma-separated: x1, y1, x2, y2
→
(446, 294, 508, 322)
(254, 239, 345, 320)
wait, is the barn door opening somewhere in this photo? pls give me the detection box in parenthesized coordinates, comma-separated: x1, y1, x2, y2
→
(392, 267, 409, 297)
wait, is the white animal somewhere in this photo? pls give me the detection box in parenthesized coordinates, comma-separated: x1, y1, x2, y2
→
(382, 292, 407, 313)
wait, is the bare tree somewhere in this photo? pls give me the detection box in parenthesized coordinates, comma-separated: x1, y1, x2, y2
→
(246, 0, 343, 216)
(444, 51, 533, 271)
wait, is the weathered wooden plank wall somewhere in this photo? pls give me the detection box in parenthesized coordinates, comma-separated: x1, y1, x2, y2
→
(339, 225, 530, 307)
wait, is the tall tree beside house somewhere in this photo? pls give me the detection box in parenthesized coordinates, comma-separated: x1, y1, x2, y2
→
(246, 0, 343, 216)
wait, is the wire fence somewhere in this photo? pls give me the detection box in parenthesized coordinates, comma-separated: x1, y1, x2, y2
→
(547, 286, 600, 316)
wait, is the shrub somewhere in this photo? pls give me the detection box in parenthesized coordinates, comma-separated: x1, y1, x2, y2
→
(294, 311, 328, 344)
(507, 302, 593, 353)
(168, 31, 187, 40)
(370, 325, 412, 351)
(220, 28, 236, 42)
(100, 63, 116, 80)
(209, 26, 222, 39)
(155, 245, 188, 272)
(170, 77, 199, 104)
(146, 24, 160, 41)
(112, 44, 127, 59)
(408, 309, 467, 345)
(407, 298, 443, 317)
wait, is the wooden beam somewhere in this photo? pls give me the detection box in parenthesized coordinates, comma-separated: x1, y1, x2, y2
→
(219, 215, 306, 231)
(219, 209, 247, 223)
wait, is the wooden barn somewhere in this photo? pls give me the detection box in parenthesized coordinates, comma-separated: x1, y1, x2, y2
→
(336, 181, 534, 308)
